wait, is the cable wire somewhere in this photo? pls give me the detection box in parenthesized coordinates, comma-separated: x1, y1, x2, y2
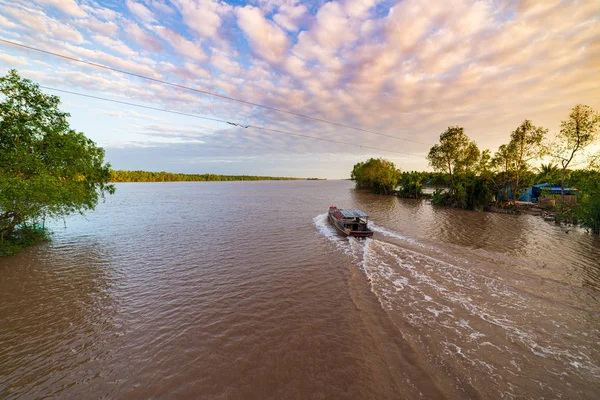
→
(40, 86, 421, 156)
(1, 38, 427, 145)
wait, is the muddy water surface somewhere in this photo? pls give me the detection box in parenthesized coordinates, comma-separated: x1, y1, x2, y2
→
(1, 181, 599, 399)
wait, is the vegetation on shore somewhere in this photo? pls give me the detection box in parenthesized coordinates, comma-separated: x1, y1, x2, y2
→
(351, 158, 401, 194)
(110, 170, 321, 182)
(352, 104, 600, 233)
(1, 70, 114, 255)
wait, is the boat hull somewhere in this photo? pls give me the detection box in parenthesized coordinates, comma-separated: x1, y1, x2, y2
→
(328, 213, 374, 238)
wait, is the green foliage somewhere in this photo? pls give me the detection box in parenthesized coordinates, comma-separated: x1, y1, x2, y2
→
(351, 158, 401, 195)
(397, 171, 424, 198)
(426, 126, 491, 209)
(0, 70, 114, 251)
(576, 195, 600, 234)
(536, 163, 561, 184)
(508, 120, 547, 202)
(397, 171, 450, 198)
(110, 170, 319, 182)
(431, 175, 492, 211)
(0, 225, 50, 257)
(427, 126, 480, 190)
(489, 120, 546, 204)
(491, 143, 516, 201)
(551, 104, 600, 202)
(569, 168, 600, 234)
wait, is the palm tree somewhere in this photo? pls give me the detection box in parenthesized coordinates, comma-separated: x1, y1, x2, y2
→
(536, 163, 560, 184)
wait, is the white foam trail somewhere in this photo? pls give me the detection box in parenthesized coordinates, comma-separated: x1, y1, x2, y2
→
(370, 221, 471, 265)
(369, 221, 426, 247)
(312, 213, 336, 239)
(314, 213, 600, 385)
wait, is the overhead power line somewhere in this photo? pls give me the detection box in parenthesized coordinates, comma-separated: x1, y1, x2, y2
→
(0, 38, 427, 145)
(40, 86, 421, 156)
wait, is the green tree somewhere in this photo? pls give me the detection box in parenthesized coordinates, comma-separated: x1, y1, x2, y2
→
(0, 70, 114, 249)
(351, 158, 401, 194)
(427, 126, 480, 191)
(508, 120, 547, 203)
(552, 104, 600, 203)
(572, 165, 600, 234)
(536, 163, 561, 184)
(398, 171, 424, 198)
(491, 144, 516, 203)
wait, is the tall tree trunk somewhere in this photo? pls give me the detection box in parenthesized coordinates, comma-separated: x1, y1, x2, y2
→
(0, 212, 20, 239)
(561, 168, 566, 205)
(447, 159, 454, 191)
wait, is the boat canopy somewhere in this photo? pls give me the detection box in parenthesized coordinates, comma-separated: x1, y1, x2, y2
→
(339, 209, 368, 218)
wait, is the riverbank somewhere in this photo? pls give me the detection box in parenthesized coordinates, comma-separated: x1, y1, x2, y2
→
(396, 188, 587, 231)
(110, 169, 324, 182)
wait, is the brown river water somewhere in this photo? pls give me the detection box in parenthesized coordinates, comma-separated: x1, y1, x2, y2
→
(1, 180, 599, 399)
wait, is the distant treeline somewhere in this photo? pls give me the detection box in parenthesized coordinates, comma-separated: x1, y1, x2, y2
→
(110, 170, 322, 182)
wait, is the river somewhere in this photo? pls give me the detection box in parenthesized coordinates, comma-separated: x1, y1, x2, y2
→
(1, 180, 599, 399)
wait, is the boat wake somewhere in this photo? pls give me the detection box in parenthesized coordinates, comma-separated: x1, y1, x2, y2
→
(313, 213, 600, 399)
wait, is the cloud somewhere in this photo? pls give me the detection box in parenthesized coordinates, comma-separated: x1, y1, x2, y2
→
(310, 2, 358, 52)
(184, 62, 211, 78)
(344, 0, 377, 19)
(37, 0, 87, 18)
(172, 0, 225, 39)
(3, 4, 85, 43)
(0, 14, 18, 29)
(82, 17, 119, 36)
(82, 4, 119, 21)
(61, 42, 160, 78)
(157, 61, 211, 81)
(237, 6, 290, 64)
(102, 110, 126, 117)
(125, 21, 163, 52)
(284, 55, 310, 79)
(273, 3, 308, 31)
(153, 25, 208, 62)
(211, 51, 241, 76)
(0, 53, 28, 66)
(148, 0, 176, 16)
(92, 34, 138, 57)
(126, 0, 155, 23)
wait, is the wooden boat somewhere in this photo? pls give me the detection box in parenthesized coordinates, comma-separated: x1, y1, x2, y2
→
(328, 206, 374, 237)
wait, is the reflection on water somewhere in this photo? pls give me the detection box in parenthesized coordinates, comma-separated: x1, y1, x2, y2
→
(0, 244, 119, 399)
(1, 181, 599, 399)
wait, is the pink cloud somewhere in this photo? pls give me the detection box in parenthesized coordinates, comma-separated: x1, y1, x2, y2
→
(153, 25, 208, 62)
(61, 43, 160, 78)
(92, 34, 138, 57)
(82, 4, 119, 21)
(273, 3, 308, 31)
(237, 6, 289, 64)
(0, 53, 28, 66)
(37, 0, 87, 18)
(3, 5, 85, 43)
(82, 17, 119, 36)
(126, 0, 155, 23)
(125, 21, 163, 52)
(172, 0, 225, 39)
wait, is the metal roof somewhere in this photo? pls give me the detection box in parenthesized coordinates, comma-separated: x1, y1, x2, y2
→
(340, 209, 368, 218)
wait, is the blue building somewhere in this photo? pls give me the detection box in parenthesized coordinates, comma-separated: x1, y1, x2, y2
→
(528, 183, 578, 203)
(496, 183, 578, 203)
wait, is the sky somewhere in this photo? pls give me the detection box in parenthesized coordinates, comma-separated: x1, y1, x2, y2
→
(0, 0, 599, 179)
